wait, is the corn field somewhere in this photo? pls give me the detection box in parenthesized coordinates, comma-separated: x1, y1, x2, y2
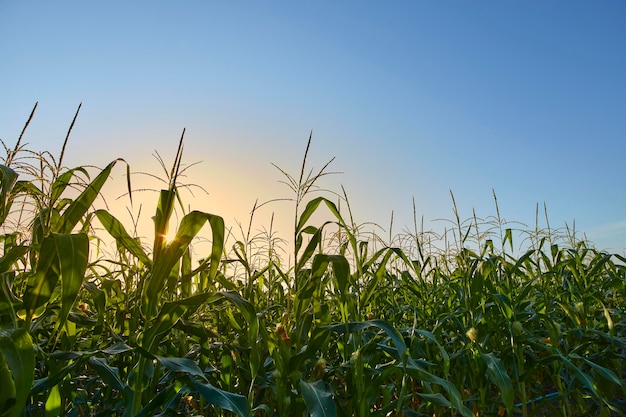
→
(1, 104, 625, 417)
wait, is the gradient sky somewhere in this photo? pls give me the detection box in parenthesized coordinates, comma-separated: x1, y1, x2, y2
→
(1, 1, 625, 255)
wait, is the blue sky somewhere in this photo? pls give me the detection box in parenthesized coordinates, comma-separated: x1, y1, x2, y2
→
(1, 1, 625, 254)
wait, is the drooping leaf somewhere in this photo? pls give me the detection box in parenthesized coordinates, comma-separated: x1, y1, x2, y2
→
(49, 167, 89, 208)
(296, 197, 345, 235)
(142, 211, 224, 319)
(190, 379, 251, 417)
(94, 209, 151, 266)
(57, 159, 122, 234)
(32, 361, 83, 395)
(0, 245, 28, 274)
(571, 353, 623, 387)
(154, 355, 207, 380)
(416, 392, 451, 408)
(557, 352, 601, 400)
(0, 328, 35, 417)
(90, 357, 125, 392)
(21, 235, 59, 320)
(54, 233, 89, 336)
(312, 254, 350, 298)
(0, 164, 18, 226)
(415, 329, 451, 378)
(300, 379, 337, 417)
(480, 351, 514, 413)
(404, 362, 473, 417)
(296, 225, 324, 274)
(141, 293, 220, 353)
(135, 385, 181, 417)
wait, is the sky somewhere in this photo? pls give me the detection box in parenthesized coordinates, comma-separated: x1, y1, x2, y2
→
(1, 1, 625, 256)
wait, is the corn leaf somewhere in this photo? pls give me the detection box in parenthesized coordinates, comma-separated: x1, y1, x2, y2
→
(0, 164, 18, 226)
(54, 233, 89, 336)
(0, 349, 17, 417)
(296, 197, 345, 234)
(480, 351, 514, 413)
(0, 245, 28, 274)
(141, 293, 219, 353)
(21, 235, 59, 319)
(142, 211, 224, 319)
(300, 379, 337, 417)
(404, 362, 472, 417)
(89, 357, 126, 392)
(296, 225, 324, 274)
(49, 167, 89, 207)
(190, 379, 251, 417)
(152, 189, 177, 260)
(574, 354, 623, 387)
(326, 320, 408, 362)
(94, 209, 151, 266)
(0, 328, 35, 417)
(416, 392, 451, 408)
(154, 355, 207, 380)
(312, 254, 350, 298)
(57, 159, 121, 234)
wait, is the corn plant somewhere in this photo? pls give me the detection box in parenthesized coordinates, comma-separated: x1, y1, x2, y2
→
(1, 106, 624, 417)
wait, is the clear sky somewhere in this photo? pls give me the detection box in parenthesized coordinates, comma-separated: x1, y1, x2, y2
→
(1, 1, 625, 255)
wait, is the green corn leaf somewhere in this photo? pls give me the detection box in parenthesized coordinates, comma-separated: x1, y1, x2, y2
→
(296, 225, 324, 274)
(492, 293, 514, 320)
(0, 245, 28, 274)
(0, 349, 17, 417)
(32, 361, 83, 395)
(82, 281, 106, 328)
(0, 246, 29, 323)
(142, 211, 224, 319)
(134, 385, 180, 417)
(296, 197, 346, 234)
(152, 189, 177, 260)
(89, 357, 126, 392)
(190, 379, 251, 417)
(300, 379, 337, 417)
(326, 320, 408, 362)
(180, 246, 192, 298)
(504, 228, 514, 252)
(219, 291, 261, 378)
(296, 197, 326, 234)
(404, 362, 472, 417)
(141, 293, 220, 353)
(21, 235, 59, 320)
(0, 164, 18, 226)
(56, 159, 121, 234)
(556, 352, 601, 399)
(0, 328, 35, 417)
(360, 248, 396, 308)
(415, 329, 451, 378)
(480, 351, 514, 413)
(218, 291, 258, 331)
(311, 254, 350, 297)
(94, 209, 151, 266)
(45, 384, 61, 417)
(49, 167, 89, 207)
(587, 253, 611, 278)
(54, 233, 89, 337)
(570, 354, 622, 387)
(101, 342, 134, 356)
(154, 355, 207, 380)
(416, 392, 451, 408)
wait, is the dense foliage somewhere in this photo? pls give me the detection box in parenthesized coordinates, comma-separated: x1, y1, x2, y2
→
(1, 105, 625, 416)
